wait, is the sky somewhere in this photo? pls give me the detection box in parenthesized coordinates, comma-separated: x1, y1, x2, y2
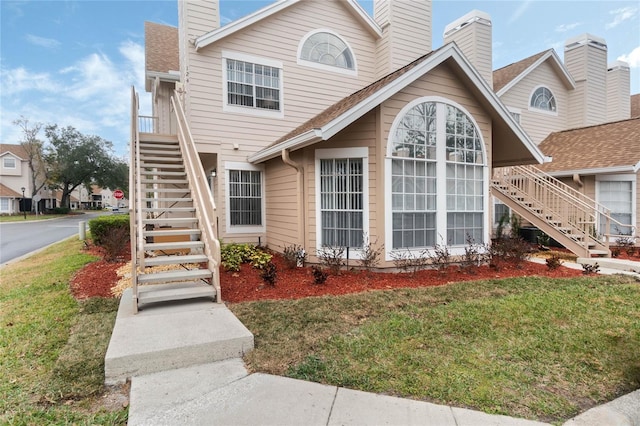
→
(1, 0, 639, 158)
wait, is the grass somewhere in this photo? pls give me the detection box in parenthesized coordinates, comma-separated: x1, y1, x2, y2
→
(0, 237, 126, 425)
(230, 275, 640, 423)
(0, 214, 69, 223)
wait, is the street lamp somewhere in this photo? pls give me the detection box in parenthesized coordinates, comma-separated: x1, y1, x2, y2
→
(20, 187, 26, 219)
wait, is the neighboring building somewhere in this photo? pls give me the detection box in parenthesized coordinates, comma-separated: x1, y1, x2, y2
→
(0, 144, 30, 214)
(537, 117, 640, 238)
(631, 93, 640, 118)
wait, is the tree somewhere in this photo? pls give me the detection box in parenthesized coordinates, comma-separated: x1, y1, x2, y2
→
(44, 125, 128, 209)
(13, 116, 47, 198)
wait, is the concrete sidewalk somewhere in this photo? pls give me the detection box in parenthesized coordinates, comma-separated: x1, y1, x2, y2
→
(127, 359, 549, 426)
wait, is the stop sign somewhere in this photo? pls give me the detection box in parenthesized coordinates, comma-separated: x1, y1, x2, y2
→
(113, 189, 124, 199)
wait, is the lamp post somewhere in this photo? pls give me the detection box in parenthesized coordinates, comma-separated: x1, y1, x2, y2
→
(20, 187, 26, 219)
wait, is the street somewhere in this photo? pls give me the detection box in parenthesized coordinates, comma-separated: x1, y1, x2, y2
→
(0, 212, 106, 265)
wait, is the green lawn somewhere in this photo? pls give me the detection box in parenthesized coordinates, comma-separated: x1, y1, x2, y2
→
(230, 275, 640, 424)
(0, 238, 126, 425)
(0, 214, 69, 223)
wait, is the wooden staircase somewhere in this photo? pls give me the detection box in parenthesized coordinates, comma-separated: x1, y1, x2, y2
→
(129, 88, 221, 312)
(491, 165, 626, 258)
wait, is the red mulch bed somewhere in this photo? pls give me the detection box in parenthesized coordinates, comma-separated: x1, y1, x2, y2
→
(70, 244, 586, 303)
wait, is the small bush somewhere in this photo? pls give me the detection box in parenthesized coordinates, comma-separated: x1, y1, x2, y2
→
(260, 261, 277, 286)
(283, 244, 306, 269)
(428, 244, 451, 273)
(317, 246, 345, 275)
(88, 214, 130, 246)
(459, 235, 485, 272)
(545, 254, 563, 270)
(611, 247, 621, 258)
(488, 237, 532, 270)
(359, 234, 384, 270)
(249, 250, 273, 270)
(51, 207, 71, 215)
(311, 266, 328, 285)
(390, 249, 427, 275)
(221, 243, 271, 272)
(582, 262, 600, 275)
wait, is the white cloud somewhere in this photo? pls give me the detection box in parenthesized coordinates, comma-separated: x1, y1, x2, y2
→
(0, 40, 147, 156)
(618, 46, 640, 68)
(555, 22, 581, 33)
(25, 34, 61, 49)
(508, 0, 533, 25)
(606, 7, 638, 29)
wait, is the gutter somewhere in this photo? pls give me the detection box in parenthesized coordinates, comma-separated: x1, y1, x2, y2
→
(281, 149, 306, 251)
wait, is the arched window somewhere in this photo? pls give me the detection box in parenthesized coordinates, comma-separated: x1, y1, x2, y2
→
(388, 100, 486, 251)
(530, 87, 556, 112)
(299, 31, 355, 71)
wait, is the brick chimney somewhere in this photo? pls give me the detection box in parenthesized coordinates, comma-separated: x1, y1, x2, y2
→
(443, 10, 492, 89)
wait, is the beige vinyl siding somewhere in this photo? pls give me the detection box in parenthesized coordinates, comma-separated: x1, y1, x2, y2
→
(565, 42, 607, 127)
(443, 18, 492, 89)
(499, 60, 569, 145)
(185, 0, 377, 154)
(264, 156, 301, 251)
(375, 0, 431, 77)
(606, 66, 631, 122)
(153, 82, 177, 135)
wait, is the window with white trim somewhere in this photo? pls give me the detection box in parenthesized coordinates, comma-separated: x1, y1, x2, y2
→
(225, 163, 265, 231)
(388, 100, 486, 251)
(530, 87, 556, 112)
(598, 179, 634, 235)
(3, 157, 16, 168)
(226, 59, 281, 111)
(0, 198, 9, 211)
(300, 31, 355, 71)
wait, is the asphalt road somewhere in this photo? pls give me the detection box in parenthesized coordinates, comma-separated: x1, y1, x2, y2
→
(0, 212, 106, 265)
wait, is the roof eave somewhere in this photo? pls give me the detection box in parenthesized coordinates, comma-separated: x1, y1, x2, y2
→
(248, 129, 322, 163)
(545, 165, 637, 177)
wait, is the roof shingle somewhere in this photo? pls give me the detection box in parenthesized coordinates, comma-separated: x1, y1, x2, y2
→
(0, 144, 28, 159)
(631, 93, 640, 118)
(493, 50, 550, 93)
(145, 22, 179, 74)
(538, 117, 640, 173)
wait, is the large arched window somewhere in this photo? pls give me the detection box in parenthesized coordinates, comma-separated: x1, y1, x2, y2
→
(530, 86, 556, 112)
(299, 30, 355, 71)
(387, 99, 486, 253)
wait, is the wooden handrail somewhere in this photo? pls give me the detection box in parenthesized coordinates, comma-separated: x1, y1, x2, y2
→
(129, 87, 143, 313)
(171, 92, 222, 302)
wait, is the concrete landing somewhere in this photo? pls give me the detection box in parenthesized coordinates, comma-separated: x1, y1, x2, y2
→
(104, 289, 253, 385)
(577, 257, 640, 275)
(128, 360, 550, 426)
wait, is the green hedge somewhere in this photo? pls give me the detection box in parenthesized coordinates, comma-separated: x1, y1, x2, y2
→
(88, 215, 130, 246)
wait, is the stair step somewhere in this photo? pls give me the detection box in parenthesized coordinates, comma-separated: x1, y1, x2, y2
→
(137, 282, 216, 305)
(140, 149, 180, 156)
(142, 188, 190, 194)
(143, 207, 196, 213)
(140, 156, 184, 163)
(139, 134, 178, 143)
(142, 170, 186, 177)
(144, 254, 209, 266)
(588, 249, 610, 257)
(142, 197, 193, 202)
(137, 269, 211, 284)
(141, 163, 184, 169)
(141, 179, 188, 184)
(145, 240, 203, 251)
(143, 217, 198, 225)
(144, 228, 201, 237)
(140, 142, 179, 148)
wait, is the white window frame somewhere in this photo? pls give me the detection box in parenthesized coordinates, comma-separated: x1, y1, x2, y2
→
(224, 161, 266, 234)
(528, 85, 557, 116)
(0, 198, 10, 212)
(595, 174, 636, 237)
(297, 29, 358, 76)
(384, 96, 489, 261)
(507, 106, 522, 124)
(222, 50, 284, 119)
(315, 147, 369, 259)
(3, 156, 16, 169)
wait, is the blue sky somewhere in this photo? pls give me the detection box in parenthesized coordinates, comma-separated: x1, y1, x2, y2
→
(1, 0, 638, 158)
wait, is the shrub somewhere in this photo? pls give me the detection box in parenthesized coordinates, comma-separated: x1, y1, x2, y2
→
(51, 207, 71, 215)
(615, 235, 637, 257)
(283, 244, 306, 269)
(582, 262, 600, 275)
(359, 234, 384, 270)
(88, 214, 130, 246)
(428, 243, 452, 273)
(459, 235, 485, 272)
(545, 254, 563, 270)
(220, 243, 271, 272)
(488, 236, 532, 270)
(311, 266, 328, 285)
(390, 248, 428, 275)
(317, 246, 345, 275)
(260, 261, 277, 286)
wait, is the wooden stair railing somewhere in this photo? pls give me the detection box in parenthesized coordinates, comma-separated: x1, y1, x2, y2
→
(492, 165, 634, 258)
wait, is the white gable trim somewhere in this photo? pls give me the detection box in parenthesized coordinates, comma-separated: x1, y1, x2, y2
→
(496, 50, 576, 97)
(0, 152, 24, 161)
(195, 0, 381, 51)
(249, 43, 545, 165)
(546, 165, 638, 177)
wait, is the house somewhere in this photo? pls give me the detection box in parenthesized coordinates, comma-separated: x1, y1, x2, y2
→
(0, 144, 30, 214)
(130, 0, 627, 308)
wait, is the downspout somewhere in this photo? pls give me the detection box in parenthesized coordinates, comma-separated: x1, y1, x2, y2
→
(282, 149, 305, 250)
(572, 173, 583, 188)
